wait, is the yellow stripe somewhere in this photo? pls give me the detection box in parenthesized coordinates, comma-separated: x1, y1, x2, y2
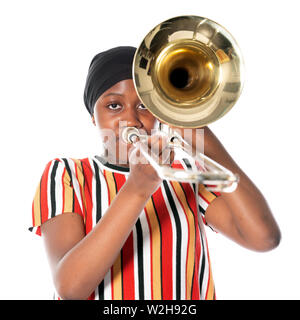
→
(72, 159, 86, 221)
(33, 183, 41, 227)
(63, 167, 73, 213)
(112, 254, 122, 300)
(105, 170, 116, 207)
(198, 184, 217, 203)
(172, 182, 195, 300)
(206, 263, 215, 300)
(145, 197, 161, 300)
(104, 170, 122, 300)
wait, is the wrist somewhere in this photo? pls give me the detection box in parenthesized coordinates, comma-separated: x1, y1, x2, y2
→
(124, 176, 154, 200)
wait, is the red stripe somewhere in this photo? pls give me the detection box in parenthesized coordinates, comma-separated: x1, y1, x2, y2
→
(152, 188, 173, 299)
(73, 191, 82, 216)
(203, 226, 213, 300)
(36, 226, 41, 236)
(198, 191, 210, 205)
(113, 173, 135, 300)
(171, 160, 184, 170)
(87, 292, 95, 300)
(122, 233, 135, 299)
(81, 159, 94, 234)
(102, 170, 114, 299)
(40, 161, 52, 224)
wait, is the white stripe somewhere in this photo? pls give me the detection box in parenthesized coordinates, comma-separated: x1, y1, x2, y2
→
(46, 160, 55, 221)
(198, 193, 209, 212)
(103, 269, 112, 300)
(132, 222, 139, 299)
(97, 160, 112, 300)
(198, 207, 209, 299)
(139, 208, 151, 299)
(195, 183, 205, 298)
(54, 159, 65, 216)
(64, 159, 84, 213)
(88, 157, 99, 300)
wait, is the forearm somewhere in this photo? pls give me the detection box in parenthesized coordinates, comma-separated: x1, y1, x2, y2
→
(220, 169, 280, 249)
(55, 178, 151, 300)
(203, 126, 281, 249)
(175, 125, 280, 250)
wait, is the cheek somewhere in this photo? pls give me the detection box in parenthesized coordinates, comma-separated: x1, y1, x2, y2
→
(142, 114, 159, 131)
(95, 111, 119, 131)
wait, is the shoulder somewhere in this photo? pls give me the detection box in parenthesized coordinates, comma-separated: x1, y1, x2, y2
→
(47, 156, 100, 173)
(40, 157, 105, 187)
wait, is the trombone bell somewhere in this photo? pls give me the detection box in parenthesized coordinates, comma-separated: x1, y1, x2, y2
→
(126, 16, 244, 192)
(133, 15, 244, 128)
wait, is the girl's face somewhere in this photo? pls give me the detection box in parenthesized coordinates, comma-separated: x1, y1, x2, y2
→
(92, 79, 159, 166)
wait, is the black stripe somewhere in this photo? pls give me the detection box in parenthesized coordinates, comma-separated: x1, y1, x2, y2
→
(93, 160, 104, 300)
(199, 230, 206, 296)
(203, 184, 219, 198)
(198, 204, 205, 216)
(163, 180, 182, 299)
(50, 160, 59, 218)
(62, 158, 75, 212)
(79, 160, 87, 221)
(93, 161, 102, 223)
(182, 158, 192, 170)
(182, 158, 207, 296)
(95, 155, 130, 172)
(62, 158, 73, 185)
(135, 219, 144, 299)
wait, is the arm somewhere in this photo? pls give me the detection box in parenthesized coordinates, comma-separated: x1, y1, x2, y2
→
(173, 126, 281, 252)
(41, 140, 167, 300)
(42, 178, 154, 300)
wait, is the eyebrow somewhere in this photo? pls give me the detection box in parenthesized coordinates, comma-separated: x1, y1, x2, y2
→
(103, 92, 124, 98)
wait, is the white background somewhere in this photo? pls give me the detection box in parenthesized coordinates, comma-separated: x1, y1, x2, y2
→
(0, 0, 299, 299)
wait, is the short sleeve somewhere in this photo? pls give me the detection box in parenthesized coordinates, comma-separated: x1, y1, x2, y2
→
(29, 158, 84, 236)
(197, 183, 221, 228)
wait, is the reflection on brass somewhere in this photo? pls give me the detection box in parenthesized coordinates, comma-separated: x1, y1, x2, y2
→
(133, 16, 244, 128)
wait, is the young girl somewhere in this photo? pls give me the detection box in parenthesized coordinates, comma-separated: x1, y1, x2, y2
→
(29, 46, 281, 300)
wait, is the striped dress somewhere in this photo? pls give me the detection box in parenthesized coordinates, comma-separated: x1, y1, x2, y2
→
(29, 155, 220, 300)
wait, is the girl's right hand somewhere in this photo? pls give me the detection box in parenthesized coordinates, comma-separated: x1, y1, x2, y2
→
(126, 133, 174, 197)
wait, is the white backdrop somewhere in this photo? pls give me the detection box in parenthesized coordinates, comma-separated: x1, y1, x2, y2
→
(0, 0, 299, 299)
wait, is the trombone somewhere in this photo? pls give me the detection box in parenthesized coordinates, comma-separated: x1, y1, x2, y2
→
(122, 15, 244, 193)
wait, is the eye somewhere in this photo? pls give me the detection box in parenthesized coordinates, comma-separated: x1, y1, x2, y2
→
(138, 103, 147, 110)
(107, 103, 122, 110)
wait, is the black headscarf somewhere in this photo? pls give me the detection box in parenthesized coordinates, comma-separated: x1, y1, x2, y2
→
(83, 46, 136, 116)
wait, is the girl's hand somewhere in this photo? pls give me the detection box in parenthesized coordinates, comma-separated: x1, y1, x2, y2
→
(126, 133, 174, 197)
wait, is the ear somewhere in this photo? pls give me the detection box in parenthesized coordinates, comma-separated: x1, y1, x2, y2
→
(91, 115, 96, 126)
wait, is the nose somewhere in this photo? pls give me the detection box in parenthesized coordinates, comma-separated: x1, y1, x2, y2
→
(122, 106, 143, 129)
